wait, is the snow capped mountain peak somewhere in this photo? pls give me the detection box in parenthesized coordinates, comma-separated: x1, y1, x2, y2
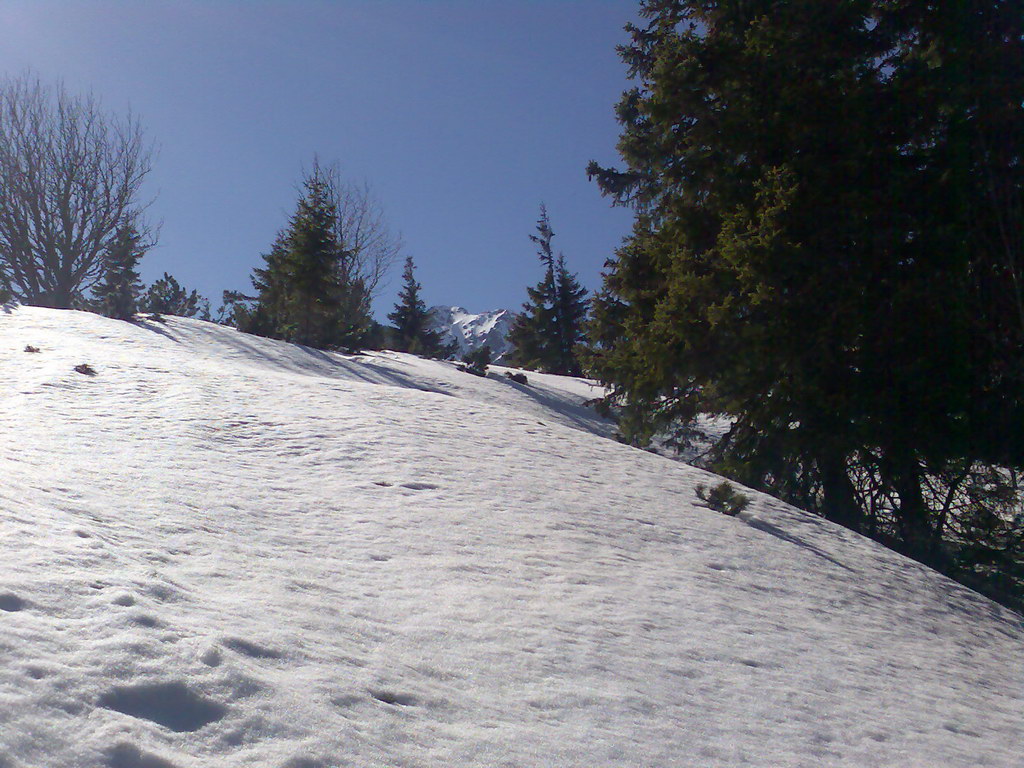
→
(428, 304, 517, 361)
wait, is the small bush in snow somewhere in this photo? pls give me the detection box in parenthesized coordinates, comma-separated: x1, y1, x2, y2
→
(696, 481, 750, 516)
(505, 371, 528, 385)
(23, 345, 40, 353)
(461, 345, 492, 377)
(74, 363, 96, 376)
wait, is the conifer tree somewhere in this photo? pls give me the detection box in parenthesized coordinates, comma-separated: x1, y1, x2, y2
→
(93, 222, 145, 320)
(552, 253, 589, 376)
(238, 162, 374, 349)
(509, 205, 588, 375)
(387, 256, 447, 355)
(142, 273, 210, 319)
(282, 168, 343, 347)
(588, 0, 1024, 601)
(243, 234, 290, 337)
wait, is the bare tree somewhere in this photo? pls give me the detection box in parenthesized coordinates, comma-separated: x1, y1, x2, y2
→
(0, 73, 156, 308)
(316, 159, 401, 302)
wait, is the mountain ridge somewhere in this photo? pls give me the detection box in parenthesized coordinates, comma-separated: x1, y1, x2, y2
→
(427, 305, 516, 362)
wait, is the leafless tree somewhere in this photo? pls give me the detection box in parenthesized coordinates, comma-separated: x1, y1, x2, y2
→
(315, 159, 401, 301)
(0, 73, 156, 308)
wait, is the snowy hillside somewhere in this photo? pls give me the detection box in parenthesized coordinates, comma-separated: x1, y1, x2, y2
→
(427, 305, 516, 362)
(1, 306, 1022, 768)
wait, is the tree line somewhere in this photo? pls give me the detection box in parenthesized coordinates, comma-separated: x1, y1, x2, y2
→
(0, 71, 591, 372)
(0, 73, 212, 322)
(226, 177, 591, 372)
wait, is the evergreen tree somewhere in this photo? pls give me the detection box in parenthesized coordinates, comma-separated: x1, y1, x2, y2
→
(282, 168, 343, 347)
(243, 233, 290, 337)
(93, 222, 145, 320)
(387, 256, 448, 356)
(552, 253, 589, 376)
(238, 163, 374, 349)
(509, 206, 557, 370)
(142, 273, 210, 319)
(508, 205, 588, 375)
(588, 0, 1024, 599)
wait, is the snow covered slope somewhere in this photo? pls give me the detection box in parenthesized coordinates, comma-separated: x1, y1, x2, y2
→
(0, 306, 1021, 768)
(427, 305, 516, 362)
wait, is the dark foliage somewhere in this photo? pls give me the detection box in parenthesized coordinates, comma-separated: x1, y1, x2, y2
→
(696, 481, 751, 517)
(508, 205, 589, 375)
(589, 0, 1024, 610)
(142, 273, 210, 320)
(461, 345, 492, 377)
(230, 162, 373, 349)
(387, 256, 451, 357)
(92, 223, 145, 321)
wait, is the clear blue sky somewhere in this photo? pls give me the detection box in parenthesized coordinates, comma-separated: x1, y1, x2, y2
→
(0, 1, 639, 318)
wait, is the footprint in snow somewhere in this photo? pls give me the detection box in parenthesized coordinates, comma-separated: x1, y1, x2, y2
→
(280, 757, 329, 768)
(98, 681, 226, 732)
(146, 584, 183, 603)
(370, 689, 419, 707)
(0, 593, 26, 612)
(223, 637, 283, 660)
(129, 614, 162, 629)
(106, 742, 180, 768)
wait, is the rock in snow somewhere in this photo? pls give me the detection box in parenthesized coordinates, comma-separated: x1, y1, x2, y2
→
(0, 306, 1021, 768)
(427, 305, 516, 361)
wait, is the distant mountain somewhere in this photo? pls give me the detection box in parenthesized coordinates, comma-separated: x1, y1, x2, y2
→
(427, 305, 517, 362)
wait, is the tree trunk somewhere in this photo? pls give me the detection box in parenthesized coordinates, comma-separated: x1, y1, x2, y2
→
(819, 450, 864, 533)
(888, 447, 939, 563)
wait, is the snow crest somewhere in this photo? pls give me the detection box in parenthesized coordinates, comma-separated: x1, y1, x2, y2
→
(0, 306, 1021, 768)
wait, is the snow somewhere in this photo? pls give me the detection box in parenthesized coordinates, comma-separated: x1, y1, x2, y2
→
(427, 305, 516, 362)
(0, 305, 1021, 768)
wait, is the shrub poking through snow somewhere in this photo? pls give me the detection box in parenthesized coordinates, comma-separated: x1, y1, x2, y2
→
(74, 363, 96, 376)
(23, 345, 39, 353)
(696, 481, 751, 516)
(461, 345, 492, 377)
(505, 371, 528, 385)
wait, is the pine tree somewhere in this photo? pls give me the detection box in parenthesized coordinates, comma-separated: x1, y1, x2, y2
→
(387, 256, 447, 355)
(142, 273, 210, 319)
(93, 222, 145, 320)
(238, 163, 373, 350)
(282, 168, 343, 347)
(243, 233, 290, 337)
(552, 253, 589, 376)
(587, 0, 1024, 592)
(508, 205, 588, 375)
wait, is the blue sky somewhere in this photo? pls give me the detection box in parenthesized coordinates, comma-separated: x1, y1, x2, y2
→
(0, 1, 639, 318)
